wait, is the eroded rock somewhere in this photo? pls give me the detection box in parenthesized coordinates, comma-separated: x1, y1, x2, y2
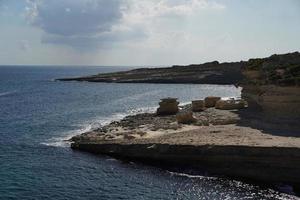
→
(176, 111, 196, 124)
(205, 96, 221, 107)
(192, 100, 205, 112)
(157, 98, 179, 115)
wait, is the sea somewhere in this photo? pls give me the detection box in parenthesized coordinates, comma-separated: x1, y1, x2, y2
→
(0, 66, 298, 200)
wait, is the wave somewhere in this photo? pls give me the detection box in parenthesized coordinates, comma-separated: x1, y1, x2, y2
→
(41, 106, 157, 148)
(0, 90, 17, 97)
(167, 171, 218, 180)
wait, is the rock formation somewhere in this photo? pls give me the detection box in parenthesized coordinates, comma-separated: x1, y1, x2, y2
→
(204, 96, 221, 108)
(156, 98, 179, 115)
(176, 111, 196, 124)
(241, 52, 300, 126)
(192, 100, 205, 112)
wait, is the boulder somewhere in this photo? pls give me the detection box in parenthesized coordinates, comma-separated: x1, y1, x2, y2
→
(215, 99, 247, 110)
(205, 96, 221, 107)
(157, 98, 179, 115)
(192, 100, 205, 112)
(176, 111, 196, 124)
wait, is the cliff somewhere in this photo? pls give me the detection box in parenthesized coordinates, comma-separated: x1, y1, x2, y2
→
(72, 143, 300, 187)
(241, 52, 300, 124)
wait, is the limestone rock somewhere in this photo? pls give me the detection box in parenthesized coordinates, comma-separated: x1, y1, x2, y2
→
(215, 99, 247, 110)
(176, 111, 196, 124)
(192, 100, 205, 112)
(157, 98, 179, 115)
(242, 85, 300, 119)
(205, 96, 221, 108)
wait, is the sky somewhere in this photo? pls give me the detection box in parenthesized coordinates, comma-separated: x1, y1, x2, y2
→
(0, 0, 299, 66)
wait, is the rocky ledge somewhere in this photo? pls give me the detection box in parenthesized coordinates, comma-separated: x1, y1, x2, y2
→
(70, 105, 300, 190)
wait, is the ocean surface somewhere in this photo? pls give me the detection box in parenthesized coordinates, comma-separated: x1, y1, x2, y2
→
(0, 66, 298, 200)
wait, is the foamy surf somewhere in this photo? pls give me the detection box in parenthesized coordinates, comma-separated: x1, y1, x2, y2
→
(167, 171, 218, 180)
(0, 90, 17, 97)
(41, 106, 158, 148)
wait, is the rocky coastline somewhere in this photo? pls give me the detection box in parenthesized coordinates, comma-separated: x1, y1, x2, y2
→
(68, 52, 300, 193)
(57, 61, 245, 84)
(70, 102, 300, 190)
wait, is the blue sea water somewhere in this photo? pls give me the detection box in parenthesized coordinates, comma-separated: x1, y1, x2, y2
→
(0, 66, 297, 200)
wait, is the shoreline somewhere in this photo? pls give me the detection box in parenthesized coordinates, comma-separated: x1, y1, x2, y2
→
(70, 105, 300, 192)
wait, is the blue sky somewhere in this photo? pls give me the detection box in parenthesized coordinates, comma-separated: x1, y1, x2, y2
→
(0, 0, 299, 66)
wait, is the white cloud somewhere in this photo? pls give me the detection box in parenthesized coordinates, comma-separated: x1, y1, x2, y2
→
(24, 0, 226, 50)
(25, 0, 125, 49)
(119, 0, 226, 50)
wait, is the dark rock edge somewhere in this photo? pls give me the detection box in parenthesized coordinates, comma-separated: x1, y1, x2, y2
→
(71, 142, 300, 190)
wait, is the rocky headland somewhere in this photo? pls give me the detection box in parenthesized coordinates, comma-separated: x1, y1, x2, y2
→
(68, 52, 300, 192)
(57, 61, 245, 84)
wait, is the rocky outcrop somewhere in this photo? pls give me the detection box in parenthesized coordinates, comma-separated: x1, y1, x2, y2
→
(176, 111, 196, 124)
(157, 98, 179, 115)
(204, 96, 221, 108)
(70, 104, 300, 189)
(66, 52, 300, 190)
(241, 52, 300, 126)
(192, 100, 205, 112)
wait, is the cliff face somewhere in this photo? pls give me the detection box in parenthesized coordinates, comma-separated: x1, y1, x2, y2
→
(58, 61, 245, 84)
(241, 52, 300, 123)
(71, 142, 300, 187)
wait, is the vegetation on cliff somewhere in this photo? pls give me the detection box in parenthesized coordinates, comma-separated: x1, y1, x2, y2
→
(244, 52, 300, 86)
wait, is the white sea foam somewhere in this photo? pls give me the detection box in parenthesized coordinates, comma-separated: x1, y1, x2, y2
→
(0, 90, 17, 97)
(41, 106, 157, 148)
(180, 101, 191, 106)
(167, 171, 218, 180)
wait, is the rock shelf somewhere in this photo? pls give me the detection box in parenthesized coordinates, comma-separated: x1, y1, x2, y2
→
(70, 105, 300, 189)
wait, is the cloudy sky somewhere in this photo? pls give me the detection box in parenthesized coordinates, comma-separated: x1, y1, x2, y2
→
(0, 0, 299, 66)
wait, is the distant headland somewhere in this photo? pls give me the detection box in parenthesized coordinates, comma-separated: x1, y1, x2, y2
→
(57, 52, 300, 86)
